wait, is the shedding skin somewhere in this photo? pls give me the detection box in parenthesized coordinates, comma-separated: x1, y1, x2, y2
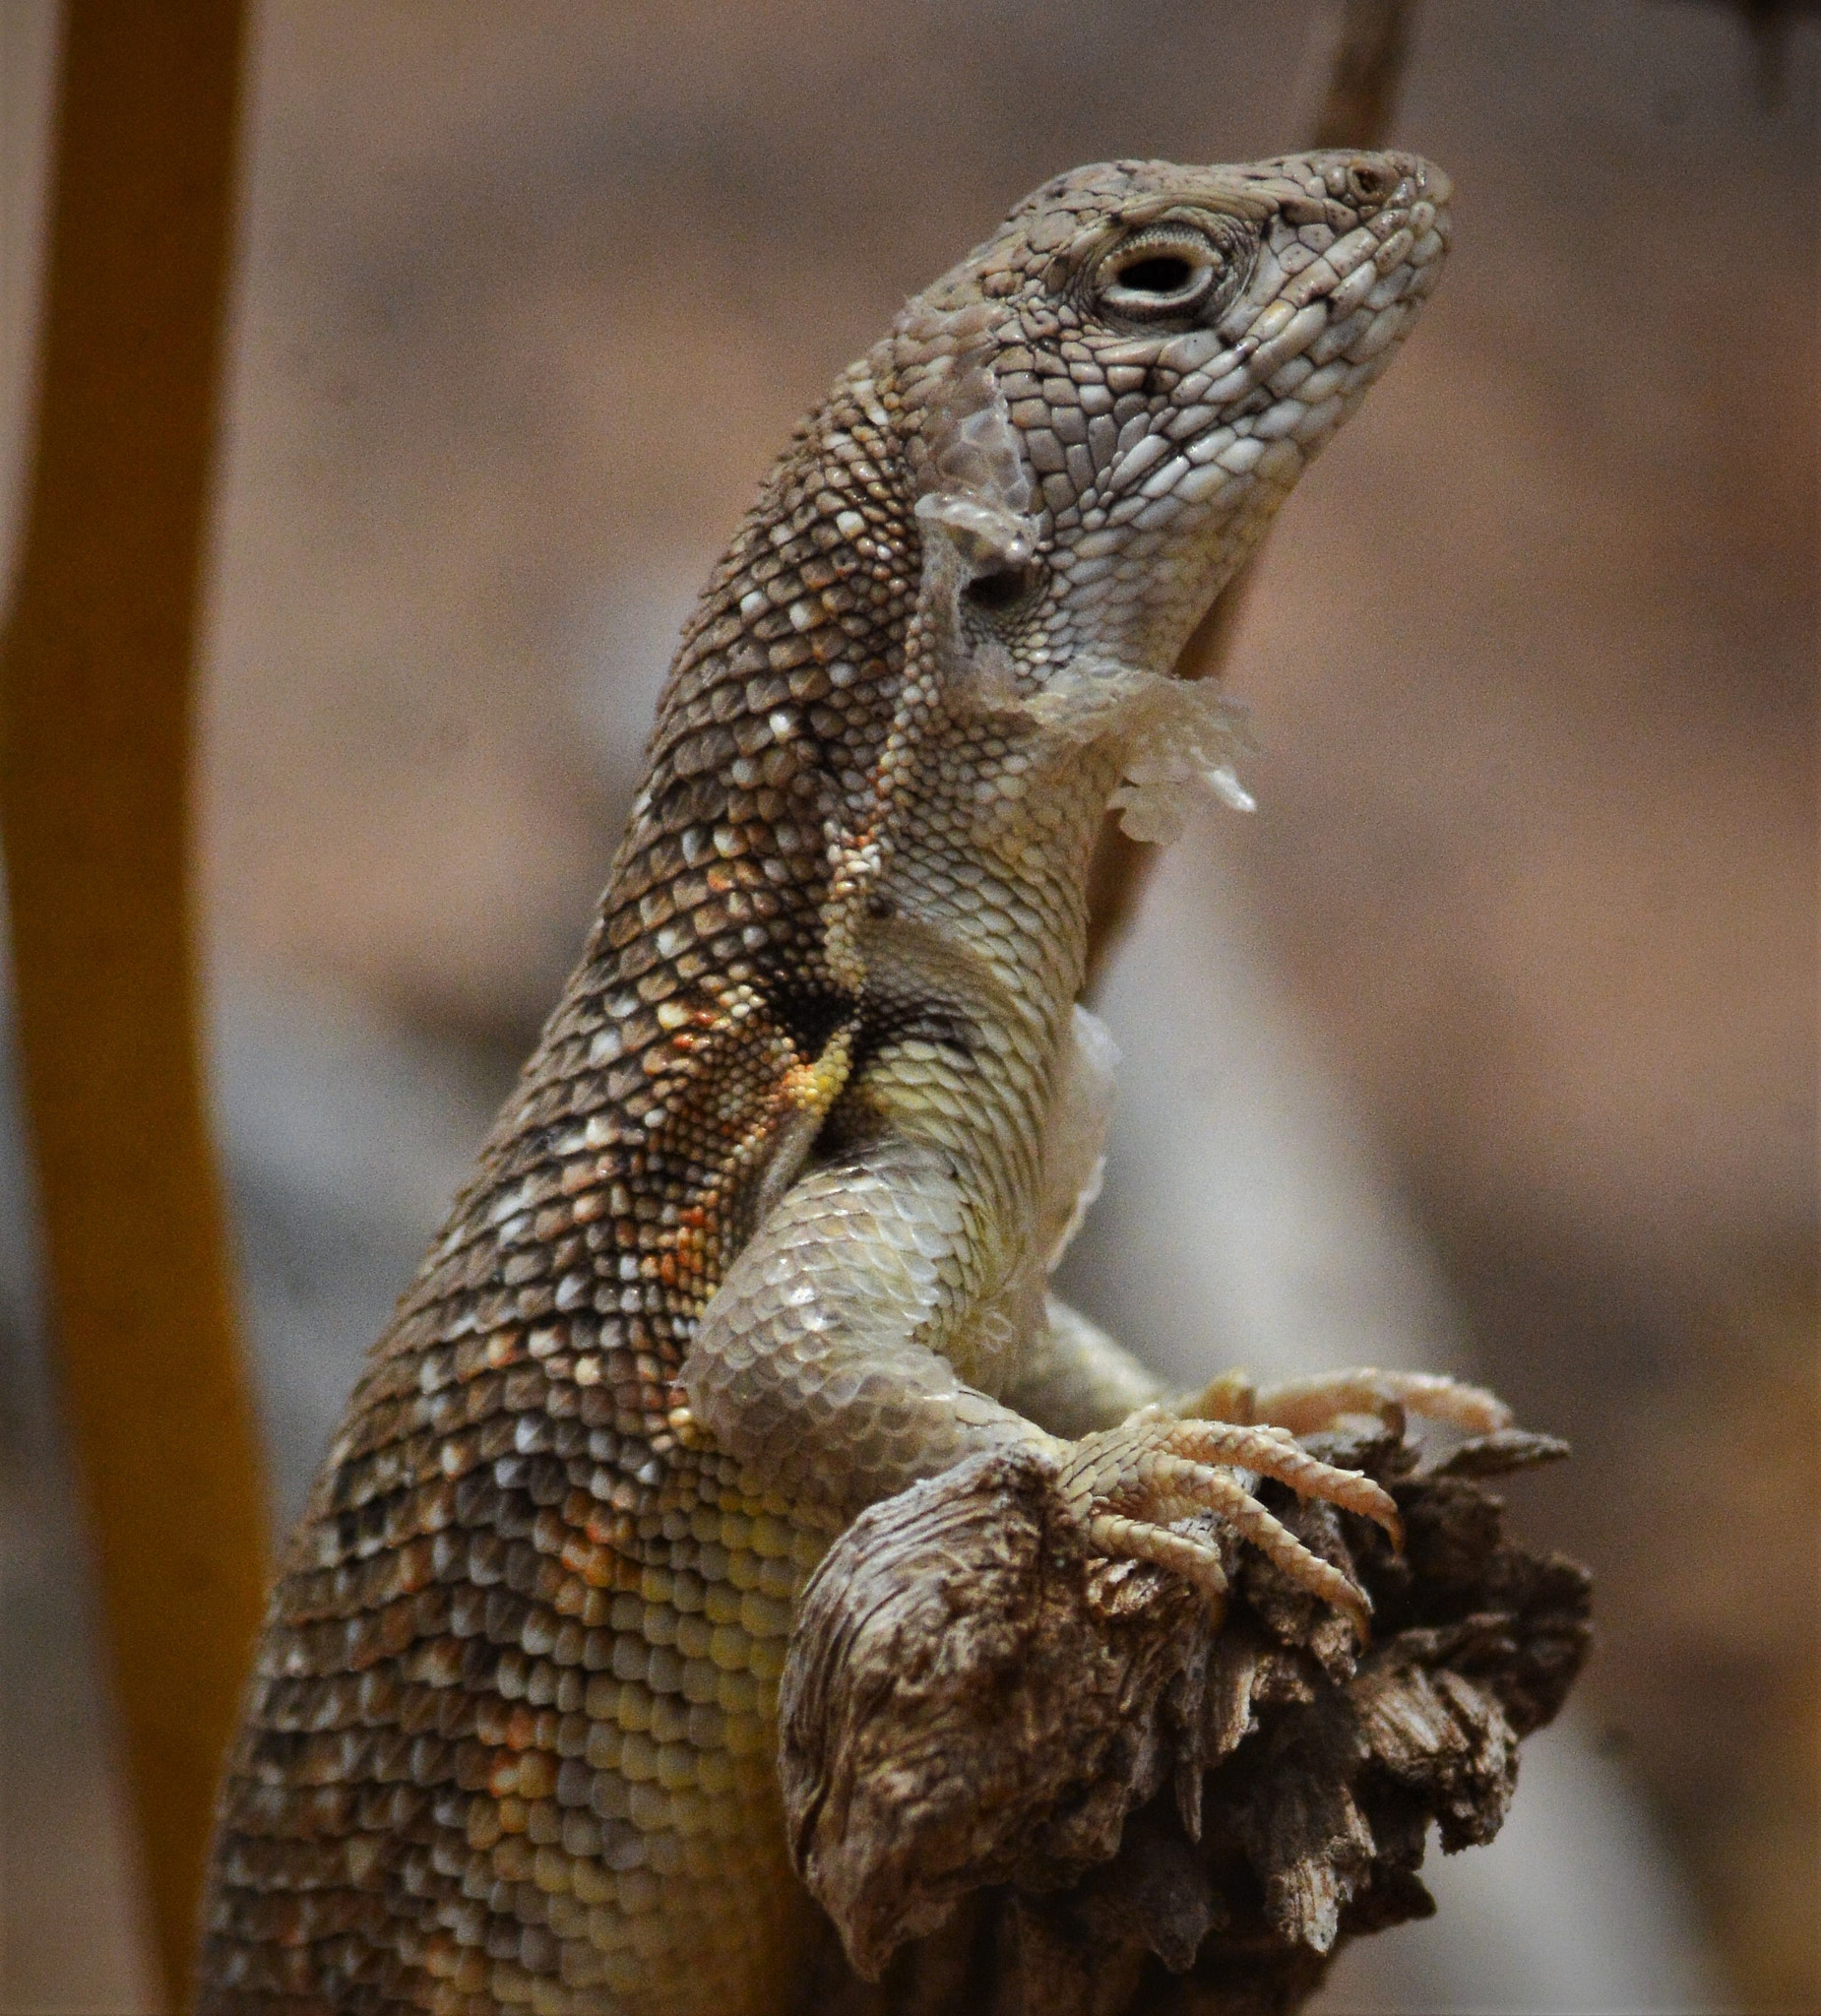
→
(199, 149, 1453, 2016)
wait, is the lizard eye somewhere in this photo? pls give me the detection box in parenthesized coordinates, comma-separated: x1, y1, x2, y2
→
(1094, 225, 1229, 323)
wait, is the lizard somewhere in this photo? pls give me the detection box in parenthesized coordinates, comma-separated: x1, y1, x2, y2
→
(198, 146, 1476, 2016)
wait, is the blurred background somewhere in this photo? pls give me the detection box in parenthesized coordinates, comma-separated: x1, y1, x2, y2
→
(0, 1, 1813, 2009)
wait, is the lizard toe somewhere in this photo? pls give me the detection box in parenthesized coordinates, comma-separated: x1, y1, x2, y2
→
(1056, 1415, 1379, 1639)
(1250, 1367, 1512, 1440)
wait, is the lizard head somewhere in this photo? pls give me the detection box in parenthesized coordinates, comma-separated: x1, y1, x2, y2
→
(892, 150, 1452, 680)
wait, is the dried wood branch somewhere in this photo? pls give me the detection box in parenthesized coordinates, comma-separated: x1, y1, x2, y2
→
(782, 1421, 1589, 2015)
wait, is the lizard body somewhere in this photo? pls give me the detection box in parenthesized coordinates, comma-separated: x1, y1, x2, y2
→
(200, 149, 1453, 2014)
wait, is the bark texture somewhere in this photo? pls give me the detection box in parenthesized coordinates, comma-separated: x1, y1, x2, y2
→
(782, 1423, 1590, 2015)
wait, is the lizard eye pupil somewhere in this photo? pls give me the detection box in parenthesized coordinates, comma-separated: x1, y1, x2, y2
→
(1117, 256, 1194, 295)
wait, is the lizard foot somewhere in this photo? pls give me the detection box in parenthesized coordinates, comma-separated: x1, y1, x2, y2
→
(1183, 1365, 1512, 1441)
(1053, 1408, 1401, 1639)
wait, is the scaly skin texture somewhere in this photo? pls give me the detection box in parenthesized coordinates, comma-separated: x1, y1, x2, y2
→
(199, 150, 1452, 2015)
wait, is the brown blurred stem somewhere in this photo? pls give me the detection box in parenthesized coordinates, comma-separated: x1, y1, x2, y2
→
(1307, 0, 1417, 149)
(0, 3, 267, 2000)
(1080, 0, 1418, 996)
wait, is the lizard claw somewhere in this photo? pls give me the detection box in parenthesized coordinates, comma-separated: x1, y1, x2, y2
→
(1054, 1411, 1398, 1640)
(1182, 1365, 1512, 1441)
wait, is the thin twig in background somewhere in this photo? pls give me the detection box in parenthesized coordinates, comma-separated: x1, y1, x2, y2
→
(0, 3, 265, 1999)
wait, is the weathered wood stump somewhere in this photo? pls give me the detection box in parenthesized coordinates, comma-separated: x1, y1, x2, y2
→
(781, 1422, 1590, 2015)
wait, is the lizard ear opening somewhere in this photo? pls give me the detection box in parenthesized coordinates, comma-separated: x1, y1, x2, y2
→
(964, 558, 1041, 614)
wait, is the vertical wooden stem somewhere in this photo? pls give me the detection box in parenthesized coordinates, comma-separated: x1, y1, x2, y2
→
(1081, 0, 1419, 994)
(1307, 0, 1417, 149)
(0, 3, 265, 2000)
